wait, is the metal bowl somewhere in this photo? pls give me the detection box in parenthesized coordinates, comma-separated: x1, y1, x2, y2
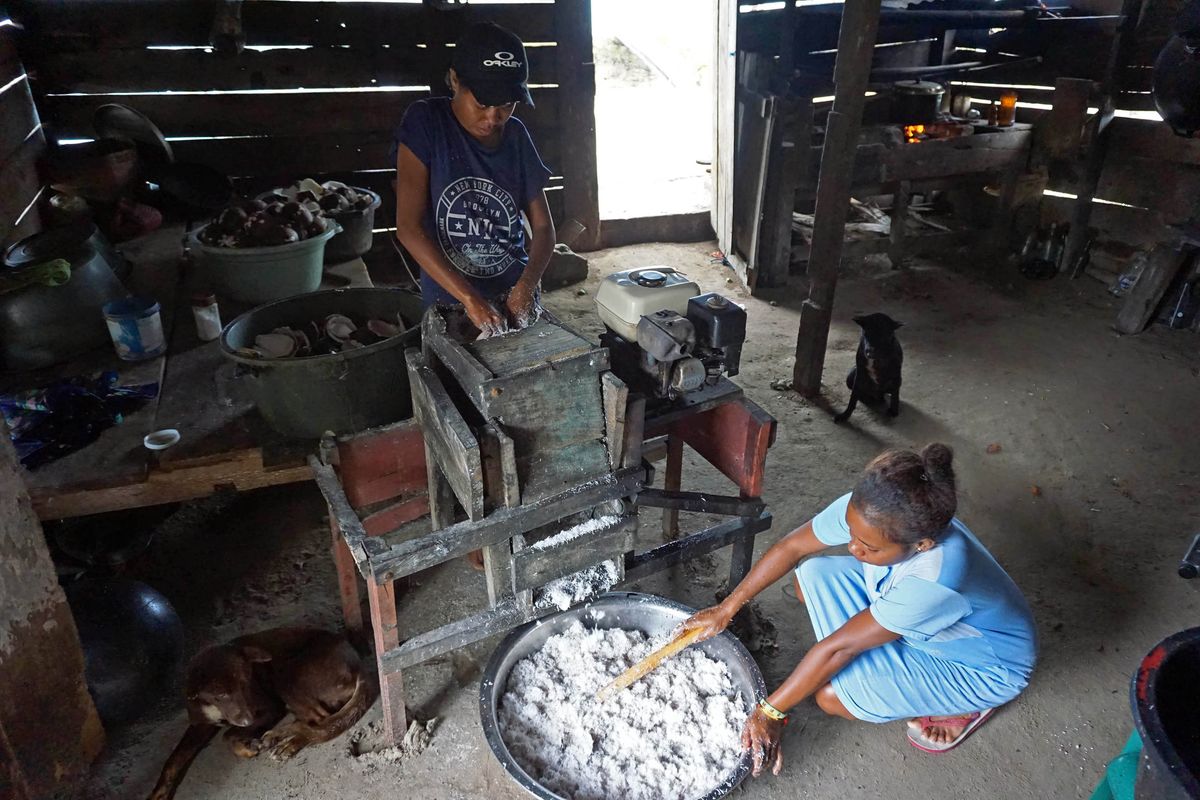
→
(480, 592, 765, 800)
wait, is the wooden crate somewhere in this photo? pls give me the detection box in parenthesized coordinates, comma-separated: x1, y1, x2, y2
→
(421, 310, 613, 505)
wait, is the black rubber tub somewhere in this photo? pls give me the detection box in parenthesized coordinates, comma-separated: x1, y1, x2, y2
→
(220, 288, 423, 439)
(1132, 626, 1200, 799)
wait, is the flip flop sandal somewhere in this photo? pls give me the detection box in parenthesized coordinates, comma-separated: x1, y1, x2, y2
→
(906, 708, 996, 754)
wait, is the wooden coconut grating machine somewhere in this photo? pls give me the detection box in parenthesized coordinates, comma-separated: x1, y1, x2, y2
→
(311, 300, 776, 744)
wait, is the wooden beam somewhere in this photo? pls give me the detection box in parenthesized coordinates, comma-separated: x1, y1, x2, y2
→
(554, 0, 601, 251)
(792, 0, 883, 397)
(1063, 0, 1147, 277)
(370, 465, 645, 581)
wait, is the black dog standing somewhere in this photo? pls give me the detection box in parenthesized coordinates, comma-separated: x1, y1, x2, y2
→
(835, 313, 904, 423)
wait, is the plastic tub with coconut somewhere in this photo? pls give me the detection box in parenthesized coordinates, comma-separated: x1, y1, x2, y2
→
(220, 287, 423, 438)
(190, 221, 341, 304)
(481, 592, 764, 800)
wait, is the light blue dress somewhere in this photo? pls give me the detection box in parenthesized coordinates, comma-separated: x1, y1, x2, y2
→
(795, 493, 1037, 723)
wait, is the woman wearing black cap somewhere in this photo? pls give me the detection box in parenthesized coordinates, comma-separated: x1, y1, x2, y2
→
(394, 22, 555, 334)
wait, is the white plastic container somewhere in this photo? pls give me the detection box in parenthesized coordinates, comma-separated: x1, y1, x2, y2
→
(594, 267, 701, 340)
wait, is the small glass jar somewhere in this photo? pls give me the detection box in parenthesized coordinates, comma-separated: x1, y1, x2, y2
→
(191, 292, 222, 342)
(998, 91, 1018, 127)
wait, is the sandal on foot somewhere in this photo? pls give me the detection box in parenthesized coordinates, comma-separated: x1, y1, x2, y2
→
(906, 708, 996, 754)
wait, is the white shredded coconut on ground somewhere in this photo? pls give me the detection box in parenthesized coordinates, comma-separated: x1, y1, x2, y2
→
(536, 560, 621, 611)
(530, 515, 621, 552)
(498, 622, 746, 800)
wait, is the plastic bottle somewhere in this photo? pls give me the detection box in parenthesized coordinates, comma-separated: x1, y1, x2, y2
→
(191, 292, 223, 341)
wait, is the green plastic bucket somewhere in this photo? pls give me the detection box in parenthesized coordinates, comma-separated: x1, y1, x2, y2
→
(191, 221, 341, 304)
(220, 288, 424, 439)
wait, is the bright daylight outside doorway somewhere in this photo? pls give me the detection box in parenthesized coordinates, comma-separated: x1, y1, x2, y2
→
(592, 0, 714, 220)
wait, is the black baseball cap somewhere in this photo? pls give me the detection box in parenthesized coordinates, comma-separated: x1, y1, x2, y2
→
(451, 22, 534, 108)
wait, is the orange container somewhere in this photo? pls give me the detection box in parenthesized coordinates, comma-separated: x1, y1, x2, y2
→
(998, 91, 1018, 127)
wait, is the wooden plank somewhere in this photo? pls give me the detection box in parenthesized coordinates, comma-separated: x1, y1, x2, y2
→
(755, 97, 811, 289)
(29, 44, 556, 94)
(625, 511, 773, 583)
(366, 575, 406, 743)
(30, 448, 311, 520)
(10, 2, 558, 50)
(884, 129, 1031, 182)
(1038, 78, 1094, 160)
(713, 0, 738, 254)
(0, 75, 38, 168)
(480, 421, 520, 510)
(39, 88, 560, 140)
(371, 464, 645, 580)
(467, 318, 596, 377)
(405, 350, 484, 521)
(661, 434, 684, 540)
(512, 515, 635, 592)
(1062, 0, 1148, 275)
(1114, 244, 1191, 334)
(310, 456, 371, 572)
(0, 131, 44, 248)
(792, 0, 882, 398)
(1109, 117, 1200, 165)
(620, 395, 645, 471)
(169, 128, 562, 180)
(553, 0, 600, 250)
(380, 598, 528, 672)
(600, 372, 628, 470)
(483, 352, 611, 503)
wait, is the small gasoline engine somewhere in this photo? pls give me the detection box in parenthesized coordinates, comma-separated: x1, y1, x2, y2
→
(595, 267, 746, 401)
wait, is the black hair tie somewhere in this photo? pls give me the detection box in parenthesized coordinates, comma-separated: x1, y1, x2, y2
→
(919, 471, 930, 482)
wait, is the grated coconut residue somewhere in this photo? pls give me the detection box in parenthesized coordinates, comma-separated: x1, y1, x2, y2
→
(536, 560, 621, 611)
(498, 622, 747, 800)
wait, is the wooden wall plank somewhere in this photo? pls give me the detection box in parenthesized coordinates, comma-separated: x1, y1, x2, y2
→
(0, 76, 39, 166)
(1108, 117, 1200, 165)
(0, 131, 47, 247)
(30, 45, 557, 94)
(39, 88, 560, 139)
(553, 0, 599, 250)
(9, 1, 558, 50)
(167, 128, 562, 179)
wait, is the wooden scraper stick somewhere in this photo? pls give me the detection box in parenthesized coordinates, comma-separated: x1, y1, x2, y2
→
(595, 627, 704, 702)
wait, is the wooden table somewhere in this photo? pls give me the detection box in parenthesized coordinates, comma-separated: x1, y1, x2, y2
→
(7, 224, 371, 521)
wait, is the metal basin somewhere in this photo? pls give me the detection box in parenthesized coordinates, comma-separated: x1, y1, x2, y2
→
(480, 592, 765, 800)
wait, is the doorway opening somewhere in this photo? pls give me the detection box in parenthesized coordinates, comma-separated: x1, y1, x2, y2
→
(592, 0, 714, 221)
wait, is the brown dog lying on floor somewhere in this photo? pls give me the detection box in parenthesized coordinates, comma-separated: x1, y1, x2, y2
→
(147, 627, 375, 800)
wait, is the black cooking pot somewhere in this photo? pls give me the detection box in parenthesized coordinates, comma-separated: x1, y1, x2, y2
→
(892, 80, 945, 125)
(1153, 28, 1200, 137)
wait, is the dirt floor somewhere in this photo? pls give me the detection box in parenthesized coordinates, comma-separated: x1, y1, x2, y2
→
(77, 242, 1200, 799)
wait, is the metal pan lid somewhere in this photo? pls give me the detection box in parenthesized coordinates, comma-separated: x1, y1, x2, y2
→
(3, 224, 96, 269)
(93, 103, 174, 165)
(893, 80, 945, 95)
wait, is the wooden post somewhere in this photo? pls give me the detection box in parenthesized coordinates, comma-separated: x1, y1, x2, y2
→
(661, 434, 684, 540)
(367, 577, 406, 744)
(331, 517, 364, 635)
(888, 180, 911, 269)
(791, 0, 883, 397)
(554, 0, 601, 251)
(1063, 0, 1146, 276)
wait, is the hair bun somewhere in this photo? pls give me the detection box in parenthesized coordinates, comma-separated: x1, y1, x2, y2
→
(920, 442, 954, 479)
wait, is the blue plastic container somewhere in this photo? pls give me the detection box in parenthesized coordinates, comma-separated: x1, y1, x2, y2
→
(103, 297, 165, 361)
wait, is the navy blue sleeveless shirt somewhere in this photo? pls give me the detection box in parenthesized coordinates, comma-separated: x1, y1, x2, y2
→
(394, 98, 552, 307)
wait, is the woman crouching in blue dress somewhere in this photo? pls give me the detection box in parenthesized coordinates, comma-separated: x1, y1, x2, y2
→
(681, 443, 1037, 774)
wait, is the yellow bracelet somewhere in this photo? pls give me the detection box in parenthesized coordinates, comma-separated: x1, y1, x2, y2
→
(758, 698, 789, 723)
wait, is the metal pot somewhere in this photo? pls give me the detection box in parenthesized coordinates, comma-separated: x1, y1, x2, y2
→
(0, 227, 130, 370)
(480, 592, 765, 800)
(892, 80, 945, 125)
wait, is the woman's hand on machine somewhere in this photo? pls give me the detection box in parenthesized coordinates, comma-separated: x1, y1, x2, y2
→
(464, 294, 507, 336)
(676, 603, 736, 643)
(504, 280, 538, 329)
(742, 706, 785, 777)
